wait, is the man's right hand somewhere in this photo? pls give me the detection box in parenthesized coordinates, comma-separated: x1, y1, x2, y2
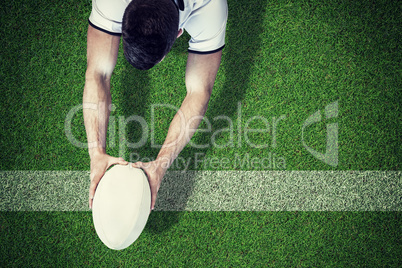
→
(88, 151, 128, 209)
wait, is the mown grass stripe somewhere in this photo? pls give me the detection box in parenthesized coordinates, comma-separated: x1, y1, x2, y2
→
(1, 171, 400, 211)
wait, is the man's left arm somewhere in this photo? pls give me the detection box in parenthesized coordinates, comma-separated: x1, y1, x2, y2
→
(132, 50, 222, 210)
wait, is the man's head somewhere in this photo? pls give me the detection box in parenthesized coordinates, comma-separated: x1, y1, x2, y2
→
(122, 0, 180, 70)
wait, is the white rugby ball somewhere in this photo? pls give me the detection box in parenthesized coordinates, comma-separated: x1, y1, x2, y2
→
(92, 165, 151, 250)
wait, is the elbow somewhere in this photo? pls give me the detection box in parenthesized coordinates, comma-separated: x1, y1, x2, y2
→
(186, 85, 212, 103)
(85, 68, 111, 84)
(186, 79, 214, 100)
(83, 68, 113, 101)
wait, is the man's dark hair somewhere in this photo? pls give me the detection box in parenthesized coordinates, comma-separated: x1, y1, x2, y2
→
(122, 0, 179, 70)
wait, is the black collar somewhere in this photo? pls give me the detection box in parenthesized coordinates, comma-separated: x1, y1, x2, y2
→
(172, 0, 184, 11)
(177, 0, 184, 11)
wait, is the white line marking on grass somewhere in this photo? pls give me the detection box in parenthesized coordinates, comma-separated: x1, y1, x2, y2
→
(0, 171, 400, 211)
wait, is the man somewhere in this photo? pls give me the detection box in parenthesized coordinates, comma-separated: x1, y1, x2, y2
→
(84, 0, 228, 210)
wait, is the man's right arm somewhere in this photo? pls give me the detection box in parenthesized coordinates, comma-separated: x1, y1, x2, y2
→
(83, 25, 127, 209)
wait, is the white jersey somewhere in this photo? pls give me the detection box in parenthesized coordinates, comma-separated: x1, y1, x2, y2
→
(89, 0, 228, 54)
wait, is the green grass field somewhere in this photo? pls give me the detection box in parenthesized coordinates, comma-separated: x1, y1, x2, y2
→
(1, 0, 400, 266)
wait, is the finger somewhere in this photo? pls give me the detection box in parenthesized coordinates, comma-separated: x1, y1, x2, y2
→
(150, 191, 157, 211)
(89, 182, 96, 209)
(131, 161, 144, 169)
(115, 156, 128, 165)
(89, 196, 94, 210)
(108, 156, 128, 168)
(88, 172, 102, 209)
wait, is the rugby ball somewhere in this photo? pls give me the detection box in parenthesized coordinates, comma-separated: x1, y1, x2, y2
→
(92, 165, 151, 250)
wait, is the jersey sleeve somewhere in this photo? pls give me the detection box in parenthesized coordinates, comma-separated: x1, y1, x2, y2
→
(185, 0, 228, 54)
(88, 0, 127, 36)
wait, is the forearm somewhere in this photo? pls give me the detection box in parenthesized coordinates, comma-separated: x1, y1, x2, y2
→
(155, 51, 222, 169)
(83, 73, 111, 157)
(156, 90, 211, 168)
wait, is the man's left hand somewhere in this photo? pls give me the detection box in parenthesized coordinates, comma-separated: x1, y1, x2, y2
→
(131, 159, 168, 211)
